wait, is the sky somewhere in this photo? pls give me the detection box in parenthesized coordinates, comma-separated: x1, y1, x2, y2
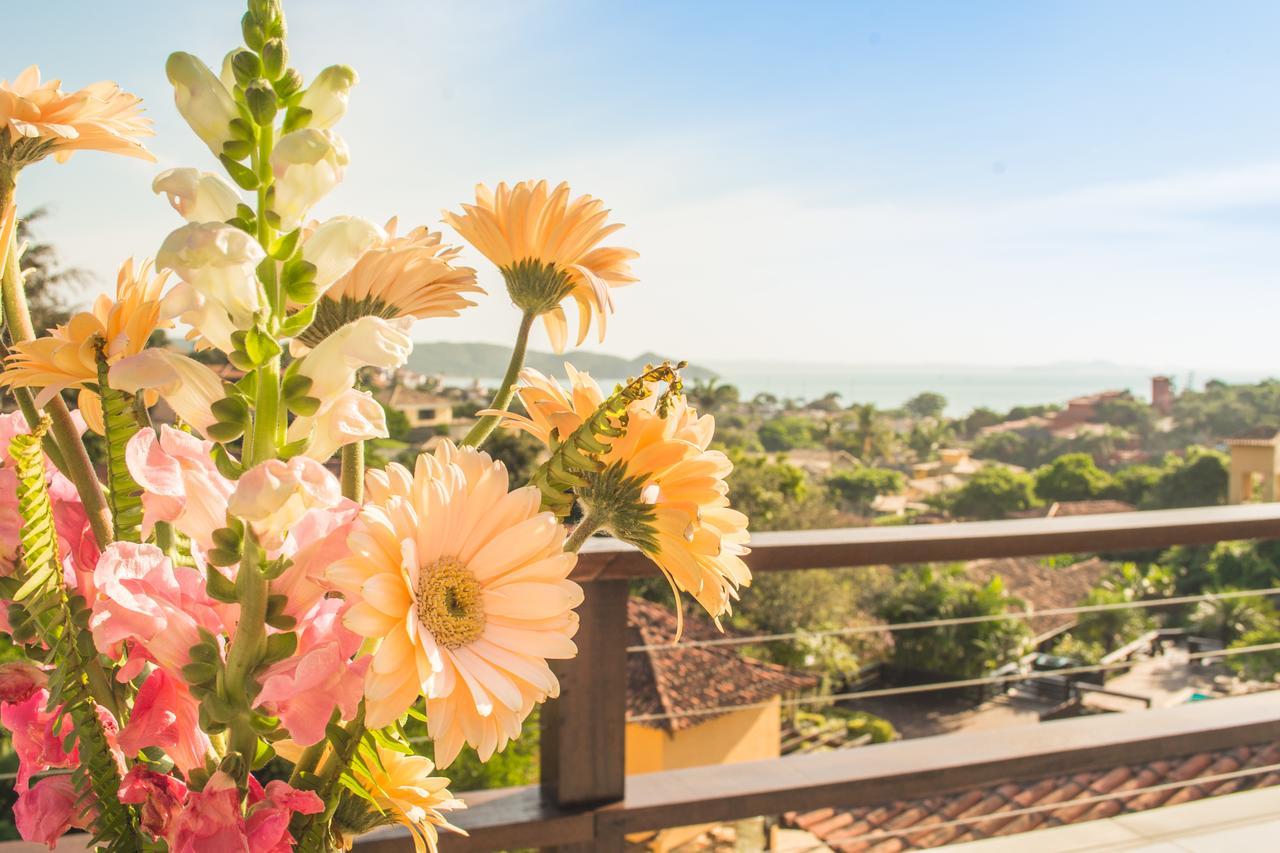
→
(8, 0, 1280, 373)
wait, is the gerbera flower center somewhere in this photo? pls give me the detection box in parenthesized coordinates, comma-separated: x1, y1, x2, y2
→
(415, 557, 485, 649)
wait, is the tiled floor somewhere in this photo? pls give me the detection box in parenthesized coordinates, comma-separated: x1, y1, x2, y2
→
(942, 785, 1280, 851)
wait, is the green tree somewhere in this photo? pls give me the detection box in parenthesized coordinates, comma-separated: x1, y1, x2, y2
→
(1110, 464, 1162, 505)
(1095, 396, 1156, 443)
(904, 391, 947, 420)
(1143, 446, 1228, 508)
(1034, 453, 1114, 503)
(1227, 626, 1280, 681)
(482, 429, 543, 487)
(757, 416, 819, 452)
(948, 466, 1038, 520)
(688, 377, 740, 414)
(1072, 587, 1154, 653)
(826, 467, 905, 514)
(725, 452, 838, 531)
(1188, 593, 1275, 645)
(876, 565, 1030, 678)
(961, 407, 1002, 438)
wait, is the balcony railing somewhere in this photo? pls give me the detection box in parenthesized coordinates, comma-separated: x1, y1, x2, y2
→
(340, 503, 1280, 852)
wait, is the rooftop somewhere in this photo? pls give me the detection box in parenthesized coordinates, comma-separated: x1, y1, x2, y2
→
(784, 741, 1280, 851)
(626, 596, 817, 733)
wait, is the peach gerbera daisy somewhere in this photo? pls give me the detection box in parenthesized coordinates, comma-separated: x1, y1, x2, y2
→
(348, 745, 464, 853)
(327, 440, 581, 766)
(443, 180, 637, 352)
(297, 221, 481, 348)
(503, 367, 751, 631)
(0, 66, 154, 167)
(1, 258, 171, 432)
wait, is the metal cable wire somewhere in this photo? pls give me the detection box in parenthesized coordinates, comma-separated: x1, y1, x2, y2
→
(796, 760, 1280, 849)
(625, 641, 1280, 723)
(627, 586, 1280, 653)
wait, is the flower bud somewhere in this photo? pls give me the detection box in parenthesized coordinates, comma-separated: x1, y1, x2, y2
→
(0, 662, 47, 704)
(242, 12, 266, 51)
(269, 129, 349, 231)
(244, 79, 278, 125)
(262, 38, 287, 80)
(229, 49, 261, 88)
(166, 52, 240, 157)
(152, 168, 242, 223)
(297, 65, 357, 130)
(301, 216, 385, 293)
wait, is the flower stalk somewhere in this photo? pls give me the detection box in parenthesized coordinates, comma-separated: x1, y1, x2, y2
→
(461, 308, 535, 448)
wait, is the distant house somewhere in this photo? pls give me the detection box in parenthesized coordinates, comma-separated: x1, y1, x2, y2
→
(381, 385, 454, 429)
(1225, 428, 1280, 504)
(626, 597, 816, 851)
(901, 448, 1020, 504)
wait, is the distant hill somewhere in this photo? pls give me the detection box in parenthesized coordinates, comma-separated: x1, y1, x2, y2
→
(407, 342, 717, 382)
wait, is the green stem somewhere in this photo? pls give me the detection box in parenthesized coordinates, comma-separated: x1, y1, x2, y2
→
(287, 739, 328, 787)
(223, 533, 270, 781)
(0, 191, 113, 546)
(47, 395, 114, 547)
(564, 509, 603, 553)
(340, 441, 363, 502)
(462, 310, 536, 448)
(247, 359, 282, 465)
(296, 707, 365, 845)
(6, 383, 68, 473)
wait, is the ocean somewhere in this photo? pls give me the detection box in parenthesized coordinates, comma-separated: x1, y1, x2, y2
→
(445, 364, 1278, 416)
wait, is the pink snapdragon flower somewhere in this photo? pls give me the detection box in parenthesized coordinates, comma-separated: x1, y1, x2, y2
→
(13, 775, 91, 848)
(246, 779, 325, 852)
(1, 690, 77, 793)
(125, 426, 234, 552)
(165, 771, 322, 852)
(229, 456, 342, 549)
(119, 766, 188, 839)
(0, 662, 48, 704)
(270, 498, 359, 617)
(118, 668, 212, 775)
(255, 598, 368, 745)
(90, 542, 232, 680)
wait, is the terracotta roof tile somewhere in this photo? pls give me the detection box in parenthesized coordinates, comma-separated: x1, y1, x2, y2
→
(785, 742, 1280, 849)
(626, 597, 818, 733)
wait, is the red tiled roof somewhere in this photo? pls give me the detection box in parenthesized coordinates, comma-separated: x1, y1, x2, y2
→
(784, 741, 1280, 851)
(627, 597, 817, 733)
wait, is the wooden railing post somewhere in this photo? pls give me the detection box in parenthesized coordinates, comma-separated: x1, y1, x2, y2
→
(541, 578, 629, 851)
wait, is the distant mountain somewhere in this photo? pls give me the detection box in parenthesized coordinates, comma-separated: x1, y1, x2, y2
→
(407, 342, 717, 381)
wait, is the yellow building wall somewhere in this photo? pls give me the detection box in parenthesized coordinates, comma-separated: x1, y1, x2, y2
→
(399, 404, 454, 429)
(1228, 445, 1280, 503)
(624, 697, 781, 776)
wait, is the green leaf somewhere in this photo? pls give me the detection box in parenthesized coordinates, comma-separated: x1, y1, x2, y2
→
(220, 152, 260, 187)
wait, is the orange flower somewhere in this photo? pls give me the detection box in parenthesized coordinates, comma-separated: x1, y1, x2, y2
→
(443, 181, 637, 352)
(350, 746, 464, 853)
(327, 440, 581, 766)
(504, 368, 751, 630)
(297, 220, 481, 348)
(0, 66, 154, 167)
(1, 259, 170, 432)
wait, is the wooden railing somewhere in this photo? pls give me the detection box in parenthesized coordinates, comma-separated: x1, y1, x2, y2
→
(342, 503, 1280, 852)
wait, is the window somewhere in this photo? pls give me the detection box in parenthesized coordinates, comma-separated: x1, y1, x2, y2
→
(417, 407, 436, 420)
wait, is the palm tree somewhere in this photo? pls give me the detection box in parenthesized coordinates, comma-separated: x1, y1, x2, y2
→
(688, 377, 739, 414)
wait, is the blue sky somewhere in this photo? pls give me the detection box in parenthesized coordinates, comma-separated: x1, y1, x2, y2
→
(9, 1, 1280, 371)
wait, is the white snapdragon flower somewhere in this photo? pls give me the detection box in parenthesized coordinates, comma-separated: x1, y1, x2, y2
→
(286, 388, 388, 461)
(157, 222, 266, 350)
(165, 52, 239, 157)
(297, 65, 358, 129)
(153, 168, 242, 223)
(270, 129, 349, 231)
(302, 216, 385, 293)
(295, 315, 412, 409)
(108, 350, 225, 438)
